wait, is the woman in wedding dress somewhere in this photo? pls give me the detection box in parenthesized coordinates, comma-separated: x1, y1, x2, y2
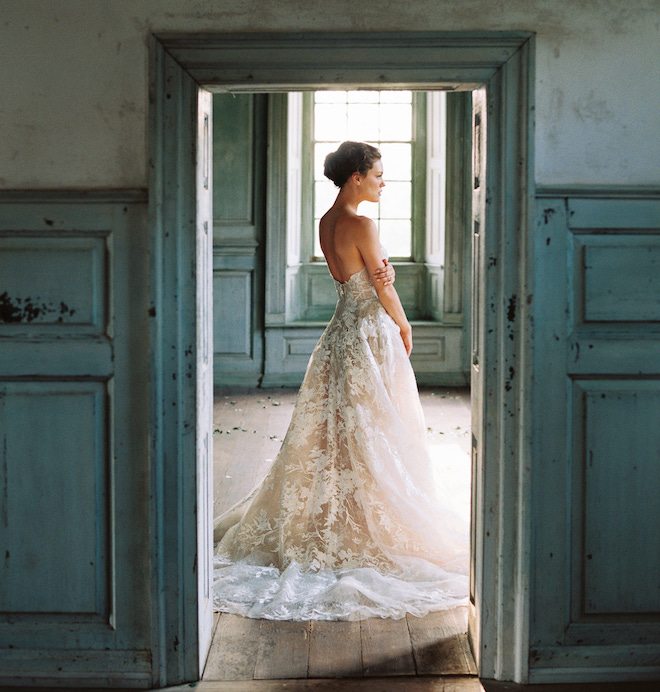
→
(213, 141, 469, 621)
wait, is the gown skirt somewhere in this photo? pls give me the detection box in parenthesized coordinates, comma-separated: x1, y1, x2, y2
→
(213, 266, 469, 621)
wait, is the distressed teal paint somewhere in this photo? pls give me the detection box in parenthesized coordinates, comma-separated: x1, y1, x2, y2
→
(149, 38, 213, 686)
(532, 194, 660, 683)
(0, 198, 151, 686)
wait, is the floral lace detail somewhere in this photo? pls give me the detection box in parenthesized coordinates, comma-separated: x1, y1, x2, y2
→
(213, 266, 469, 620)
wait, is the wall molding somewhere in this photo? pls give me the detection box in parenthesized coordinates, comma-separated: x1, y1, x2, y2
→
(536, 185, 660, 199)
(0, 189, 148, 204)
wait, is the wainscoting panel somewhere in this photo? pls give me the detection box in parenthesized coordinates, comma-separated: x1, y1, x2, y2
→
(212, 93, 267, 386)
(532, 191, 660, 682)
(573, 379, 660, 616)
(573, 233, 660, 324)
(0, 195, 151, 684)
(0, 380, 109, 619)
(213, 269, 253, 357)
(0, 234, 107, 335)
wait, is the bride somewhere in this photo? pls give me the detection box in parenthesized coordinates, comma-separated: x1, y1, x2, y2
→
(213, 141, 469, 621)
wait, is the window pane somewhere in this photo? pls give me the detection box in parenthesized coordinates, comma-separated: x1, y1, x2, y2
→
(315, 103, 346, 140)
(347, 103, 380, 141)
(311, 90, 416, 259)
(379, 143, 411, 182)
(360, 199, 379, 218)
(379, 219, 411, 258)
(348, 91, 380, 103)
(379, 103, 412, 140)
(315, 142, 339, 181)
(380, 182, 411, 219)
(379, 90, 412, 103)
(315, 180, 337, 214)
(315, 91, 347, 104)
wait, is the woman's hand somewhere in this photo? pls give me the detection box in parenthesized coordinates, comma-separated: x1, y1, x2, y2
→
(372, 259, 395, 287)
(400, 324, 413, 356)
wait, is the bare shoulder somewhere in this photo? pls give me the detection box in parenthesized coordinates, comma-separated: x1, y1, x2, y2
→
(338, 213, 375, 238)
(350, 215, 379, 245)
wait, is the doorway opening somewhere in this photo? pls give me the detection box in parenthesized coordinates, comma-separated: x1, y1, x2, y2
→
(206, 84, 476, 680)
(148, 31, 534, 687)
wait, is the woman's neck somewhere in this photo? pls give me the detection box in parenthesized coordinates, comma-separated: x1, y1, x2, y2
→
(334, 183, 365, 213)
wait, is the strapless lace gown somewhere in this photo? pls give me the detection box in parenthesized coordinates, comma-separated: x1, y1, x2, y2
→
(213, 266, 469, 620)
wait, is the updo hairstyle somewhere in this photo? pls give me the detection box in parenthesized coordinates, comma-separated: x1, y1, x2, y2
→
(323, 141, 381, 188)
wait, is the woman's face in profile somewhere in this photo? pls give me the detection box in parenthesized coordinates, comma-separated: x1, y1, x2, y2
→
(359, 159, 385, 203)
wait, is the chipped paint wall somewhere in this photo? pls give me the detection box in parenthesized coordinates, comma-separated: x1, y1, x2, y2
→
(0, 0, 658, 189)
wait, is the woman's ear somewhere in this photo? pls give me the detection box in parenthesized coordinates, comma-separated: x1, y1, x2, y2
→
(352, 171, 361, 186)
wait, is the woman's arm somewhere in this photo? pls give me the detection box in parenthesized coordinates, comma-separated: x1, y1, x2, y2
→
(372, 259, 395, 287)
(353, 219, 412, 355)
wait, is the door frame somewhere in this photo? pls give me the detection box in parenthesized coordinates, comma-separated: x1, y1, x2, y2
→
(148, 31, 535, 686)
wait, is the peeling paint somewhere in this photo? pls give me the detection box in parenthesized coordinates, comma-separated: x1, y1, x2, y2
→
(507, 294, 517, 323)
(505, 365, 516, 392)
(0, 292, 76, 323)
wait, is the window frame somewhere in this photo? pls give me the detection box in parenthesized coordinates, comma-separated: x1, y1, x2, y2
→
(301, 91, 428, 264)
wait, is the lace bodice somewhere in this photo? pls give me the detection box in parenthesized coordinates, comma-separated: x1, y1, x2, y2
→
(334, 266, 379, 304)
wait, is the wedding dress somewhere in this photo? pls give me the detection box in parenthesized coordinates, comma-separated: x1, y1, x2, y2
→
(213, 264, 469, 621)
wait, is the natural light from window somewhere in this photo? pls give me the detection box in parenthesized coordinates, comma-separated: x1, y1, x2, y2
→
(313, 91, 414, 258)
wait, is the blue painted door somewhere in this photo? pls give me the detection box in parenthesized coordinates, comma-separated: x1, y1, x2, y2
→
(531, 195, 660, 682)
(0, 199, 152, 685)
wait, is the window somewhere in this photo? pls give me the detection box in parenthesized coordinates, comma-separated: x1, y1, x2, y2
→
(284, 90, 467, 324)
(311, 91, 419, 259)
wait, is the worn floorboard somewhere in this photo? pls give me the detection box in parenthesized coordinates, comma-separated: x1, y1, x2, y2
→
(204, 613, 262, 681)
(360, 616, 416, 677)
(308, 620, 363, 678)
(205, 608, 474, 681)
(169, 678, 660, 692)
(255, 620, 311, 680)
(408, 607, 475, 676)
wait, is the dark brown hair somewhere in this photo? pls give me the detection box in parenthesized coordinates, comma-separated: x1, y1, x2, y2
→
(323, 141, 381, 188)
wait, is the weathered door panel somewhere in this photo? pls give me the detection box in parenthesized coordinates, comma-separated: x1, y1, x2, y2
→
(0, 200, 151, 685)
(468, 86, 487, 665)
(531, 196, 660, 682)
(149, 41, 217, 686)
(197, 90, 214, 672)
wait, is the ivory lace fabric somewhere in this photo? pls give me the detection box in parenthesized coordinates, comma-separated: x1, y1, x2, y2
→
(213, 265, 469, 620)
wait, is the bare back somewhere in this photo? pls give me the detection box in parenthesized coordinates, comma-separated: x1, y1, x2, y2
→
(319, 206, 383, 283)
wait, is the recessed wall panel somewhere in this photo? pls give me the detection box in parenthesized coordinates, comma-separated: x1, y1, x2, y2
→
(213, 93, 255, 239)
(0, 380, 109, 620)
(213, 270, 251, 356)
(574, 234, 660, 324)
(308, 272, 338, 312)
(0, 235, 107, 335)
(574, 380, 660, 616)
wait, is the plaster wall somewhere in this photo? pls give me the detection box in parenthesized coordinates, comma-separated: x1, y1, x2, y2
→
(0, 0, 658, 189)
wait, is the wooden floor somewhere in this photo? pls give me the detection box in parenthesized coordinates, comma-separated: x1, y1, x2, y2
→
(207, 387, 475, 688)
(205, 607, 476, 682)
